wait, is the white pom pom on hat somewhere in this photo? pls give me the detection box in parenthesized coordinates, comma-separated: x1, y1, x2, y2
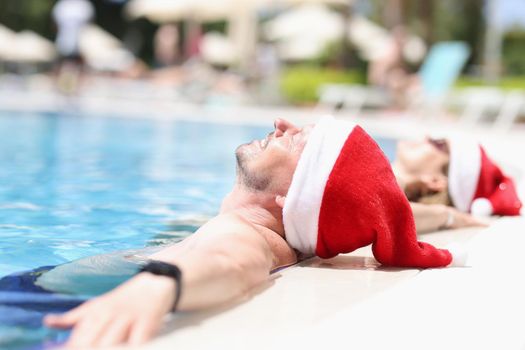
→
(470, 198, 493, 217)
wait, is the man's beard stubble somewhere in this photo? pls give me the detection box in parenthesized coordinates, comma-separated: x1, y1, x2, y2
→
(235, 144, 270, 192)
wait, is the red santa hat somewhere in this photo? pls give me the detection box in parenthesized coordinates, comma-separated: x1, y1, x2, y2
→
(448, 138, 523, 216)
(283, 116, 460, 268)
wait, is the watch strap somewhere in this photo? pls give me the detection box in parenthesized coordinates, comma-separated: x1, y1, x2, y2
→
(139, 261, 182, 312)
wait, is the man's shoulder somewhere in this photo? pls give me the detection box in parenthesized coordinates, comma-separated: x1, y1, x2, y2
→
(200, 213, 297, 269)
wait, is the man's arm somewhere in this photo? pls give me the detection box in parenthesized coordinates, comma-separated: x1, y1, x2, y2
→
(44, 214, 290, 348)
(410, 202, 489, 233)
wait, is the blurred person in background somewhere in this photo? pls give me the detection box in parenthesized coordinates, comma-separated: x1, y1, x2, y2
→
(367, 25, 420, 109)
(52, 0, 94, 94)
(393, 136, 523, 233)
(148, 24, 186, 86)
(253, 40, 281, 105)
(154, 24, 181, 68)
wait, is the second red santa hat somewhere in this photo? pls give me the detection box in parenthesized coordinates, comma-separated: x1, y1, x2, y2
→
(448, 138, 523, 216)
(283, 116, 461, 268)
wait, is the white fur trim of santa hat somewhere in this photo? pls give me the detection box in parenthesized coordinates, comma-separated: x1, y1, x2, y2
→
(448, 137, 481, 213)
(283, 116, 355, 256)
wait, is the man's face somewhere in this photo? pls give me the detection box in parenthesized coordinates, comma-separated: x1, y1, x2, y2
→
(235, 119, 313, 193)
(394, 137, 449, 193)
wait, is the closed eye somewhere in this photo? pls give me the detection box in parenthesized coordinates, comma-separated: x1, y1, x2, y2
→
(428, 138, 449, 154)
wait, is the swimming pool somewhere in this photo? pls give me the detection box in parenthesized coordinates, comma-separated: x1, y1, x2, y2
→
(0, 111, 396, 349)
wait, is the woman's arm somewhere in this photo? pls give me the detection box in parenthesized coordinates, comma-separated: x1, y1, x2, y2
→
(44, 215, 282, 348)
(410, 202, 489, 233)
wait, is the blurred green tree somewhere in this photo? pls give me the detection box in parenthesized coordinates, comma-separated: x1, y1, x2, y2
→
(431, 0, 485, 68)
(366, 0, 485, 68)
(502, 28, 525, 75)
(0, 0, 56, 39)
(0, 0, 159, 64)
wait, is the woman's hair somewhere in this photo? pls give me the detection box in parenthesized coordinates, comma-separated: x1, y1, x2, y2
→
(403, 179, 452, 206)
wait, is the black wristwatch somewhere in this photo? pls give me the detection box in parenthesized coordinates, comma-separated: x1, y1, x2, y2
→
(138, 260, 183, 312)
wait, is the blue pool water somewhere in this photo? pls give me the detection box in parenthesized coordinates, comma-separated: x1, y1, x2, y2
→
(0, 111, 397, 349)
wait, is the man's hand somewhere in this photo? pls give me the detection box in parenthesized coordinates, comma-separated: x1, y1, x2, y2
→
(446, 207, 490, 229)
(44, 273, 176, 348)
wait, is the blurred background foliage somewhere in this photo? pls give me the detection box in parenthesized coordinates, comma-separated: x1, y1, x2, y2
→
(1, 0, 525, 104)
(502, 29, 525, 76)
(280, 66, 365, 105)
(0, 0, 56, 38)
(0, 0, 502, 68)
(279, 0, 492, 104)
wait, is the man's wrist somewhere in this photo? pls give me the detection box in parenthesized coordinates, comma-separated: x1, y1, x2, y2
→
(138, 261, 183, 312)
(135, 272, 178, 313)
(439, 206, 455, 229)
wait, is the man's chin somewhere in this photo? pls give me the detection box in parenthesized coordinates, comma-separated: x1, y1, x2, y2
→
(235, 145, 251, 174)
(236, 142, 259, 160)
(235, 144, 247, 163)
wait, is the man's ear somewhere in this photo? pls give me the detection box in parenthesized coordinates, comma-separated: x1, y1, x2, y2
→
(421, 174, 447, 192)
(275, 195, 286, 208)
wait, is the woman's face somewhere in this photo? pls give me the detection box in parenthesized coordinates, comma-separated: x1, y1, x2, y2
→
(393, 137, 450, 193)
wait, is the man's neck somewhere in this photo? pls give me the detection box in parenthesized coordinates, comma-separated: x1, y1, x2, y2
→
(220, 184, 284, 237)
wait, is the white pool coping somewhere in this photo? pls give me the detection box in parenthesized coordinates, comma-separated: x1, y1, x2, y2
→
(113, 218, 525, 350)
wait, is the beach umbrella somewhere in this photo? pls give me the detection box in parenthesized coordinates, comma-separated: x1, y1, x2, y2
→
(126, 0, 198, 23)
(265, 3, 344, 42)
(9, 31, 57, 63)
(265, 3, 424, 63)
(126, 0, 265, 69)
(0, 25, 17, 60)
(200, 32, 237, 66)
(125, 0, 350, 23)
(79, 25, 136, 72)
(125, 0, 264, 23)
(348, 16, 426, 63)
(346, 15, 390, 61)
(279, 0, 350, 5)
(264, 3, 344, 60)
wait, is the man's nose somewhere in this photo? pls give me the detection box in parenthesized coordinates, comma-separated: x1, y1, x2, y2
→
(274, 118, 297, 137)
(274, 119, 285, 137)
